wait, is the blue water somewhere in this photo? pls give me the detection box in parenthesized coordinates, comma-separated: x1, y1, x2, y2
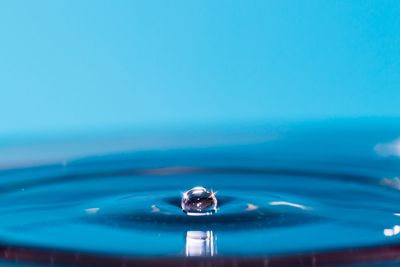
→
(0, 119, 400, 266)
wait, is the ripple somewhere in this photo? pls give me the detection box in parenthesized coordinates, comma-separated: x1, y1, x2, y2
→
(0, 149, 399, 267)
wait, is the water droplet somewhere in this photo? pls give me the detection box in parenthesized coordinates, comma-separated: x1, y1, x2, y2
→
(181, 186, 217, 216)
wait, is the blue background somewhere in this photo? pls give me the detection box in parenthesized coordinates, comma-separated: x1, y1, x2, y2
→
(1, 1, 399, 135)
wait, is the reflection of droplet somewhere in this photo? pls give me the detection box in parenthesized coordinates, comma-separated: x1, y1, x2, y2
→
(246, 203, 258, 211)
(85, 207, 100, 214)
(375, 138, 400, 157)
(381, 177, 400, 190)
(384, 225, 400, 237)
(151, 205, 160, 212)
(269, 201, 309, 210)
(181, 186, 217, 216)
(185, 231, 216, 257)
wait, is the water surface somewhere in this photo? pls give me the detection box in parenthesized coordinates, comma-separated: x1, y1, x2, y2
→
(1, 120, 400, 266)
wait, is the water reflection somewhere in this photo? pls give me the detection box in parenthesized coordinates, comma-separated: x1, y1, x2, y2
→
(375, 138, 400, 157)
(84, 207, 100, 214)
(383, 225, 400, 237)
(185, 231, 216, 257)
(269, 201, 309, 210)
(381, 177, 400, 190)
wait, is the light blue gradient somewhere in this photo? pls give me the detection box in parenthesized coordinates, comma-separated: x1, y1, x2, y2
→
(0, 1, 399, 134)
